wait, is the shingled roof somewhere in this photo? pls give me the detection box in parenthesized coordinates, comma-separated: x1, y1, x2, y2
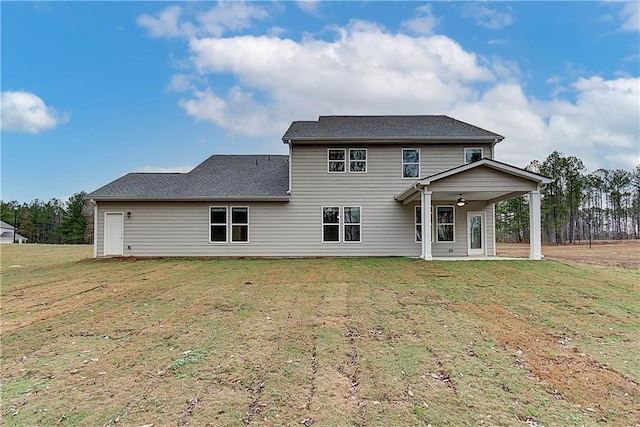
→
(282, 115, 504, 141)
(87, 155, 290, 201)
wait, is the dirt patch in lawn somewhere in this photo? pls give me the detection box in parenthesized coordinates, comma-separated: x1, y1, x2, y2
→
(498, 240, 640, 269)
(463, 303, 639, 422)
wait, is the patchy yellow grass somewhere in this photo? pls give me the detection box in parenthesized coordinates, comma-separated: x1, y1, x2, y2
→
(1, 246, 638, 426)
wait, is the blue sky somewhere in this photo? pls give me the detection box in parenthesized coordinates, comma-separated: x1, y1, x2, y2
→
(2, 1, 639, 202)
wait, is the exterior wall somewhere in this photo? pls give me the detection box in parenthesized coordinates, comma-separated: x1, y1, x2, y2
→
(409, 201, 495, 257)
(94, 142, 498, 257)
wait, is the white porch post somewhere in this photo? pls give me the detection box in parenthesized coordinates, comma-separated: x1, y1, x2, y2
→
(529, 190, 542, 260)
(421, 189, 432, 260)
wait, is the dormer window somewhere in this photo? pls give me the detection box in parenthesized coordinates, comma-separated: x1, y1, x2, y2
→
(465, 148, 483, 164)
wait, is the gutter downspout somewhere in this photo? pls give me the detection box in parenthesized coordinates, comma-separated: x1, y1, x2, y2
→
(287, 140, 292, 195)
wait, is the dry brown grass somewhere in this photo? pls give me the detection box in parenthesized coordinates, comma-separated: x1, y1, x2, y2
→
(1, 245, 639, 426)
(498, 239, 640, 269)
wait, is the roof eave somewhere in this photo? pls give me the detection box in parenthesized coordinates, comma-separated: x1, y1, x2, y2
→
(89, 196, 291, 202)
(283, 136, 504, 144)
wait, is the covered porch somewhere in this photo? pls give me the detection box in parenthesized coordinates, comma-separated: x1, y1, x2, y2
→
(395, 159, 552, 260)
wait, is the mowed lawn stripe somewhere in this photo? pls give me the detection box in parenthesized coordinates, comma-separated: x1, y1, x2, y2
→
(1, 246, 638, 425)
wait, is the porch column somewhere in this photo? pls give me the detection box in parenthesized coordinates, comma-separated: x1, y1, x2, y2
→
(421, 189, 432, 260)
(529, 190, 542, 260)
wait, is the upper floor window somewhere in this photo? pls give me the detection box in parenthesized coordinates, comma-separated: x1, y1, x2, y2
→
(328, 149, 346, 172)
(465, 148, 483, 164)
(402, 148, 420, 178)
(349, 149, 367, 173)
(328, 148, 367, 173)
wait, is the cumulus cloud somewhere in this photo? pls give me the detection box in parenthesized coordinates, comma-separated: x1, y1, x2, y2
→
(138, 4, 638, 172)
(453, 76, 640, 171)
(461, 3, 514, 30)
(178, 20, 493, 136)
(137, 2, 268, 38)
(618, 2, 639, 32)
(1, 90, 69, 134)
(296, 1, 319, 14)
(401, 4, 439, 35)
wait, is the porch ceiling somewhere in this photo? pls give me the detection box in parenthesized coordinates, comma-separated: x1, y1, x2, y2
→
(399, 190, 528, 205)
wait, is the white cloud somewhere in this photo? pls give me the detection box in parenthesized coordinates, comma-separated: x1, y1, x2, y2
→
(487, 39, 510, 46)
(137, 5, 185, 38)
(296, 1, 319, 14)
(179, 20, 493, 136)
(140, 7, 638, 173)
(401, 5, 439, 35)
(1, 90, 69, 134)
(619, 2, 640, 32)
(462, 4, 514, 30)
(137, 2, 269, 39)
(454, 76, 640, 171)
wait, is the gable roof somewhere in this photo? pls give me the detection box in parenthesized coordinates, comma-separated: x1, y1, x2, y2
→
(1, 220, 15, 229)
(87, 155, 290, 201)
(395, 158, 552, 202)
(282, 115, 504, 142)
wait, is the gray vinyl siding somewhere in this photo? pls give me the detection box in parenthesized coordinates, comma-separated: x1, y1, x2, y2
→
(94, 142, 500, 257)
(428, 165, 537, 193)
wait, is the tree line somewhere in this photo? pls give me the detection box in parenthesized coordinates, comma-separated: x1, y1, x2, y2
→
(0, 192, 93, 244)
(497, 151, 640, 244)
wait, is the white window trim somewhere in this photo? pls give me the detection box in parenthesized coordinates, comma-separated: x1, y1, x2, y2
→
(415, 205, 421, 243)
(328, 148, 346, 173)
(464, 147, 483, 164)
(415, 206, 433, 243)
(321, 206, 340, 243)
(348, 148, 367, 174)
(343, 206, 362, 243)
(436, 205, 456, 243)
(230, 206, 250, 244)
(402, 148, 420, 179)
(209, 206, 228, 244)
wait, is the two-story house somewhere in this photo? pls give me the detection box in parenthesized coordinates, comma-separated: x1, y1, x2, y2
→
(87, 116, 551, 259)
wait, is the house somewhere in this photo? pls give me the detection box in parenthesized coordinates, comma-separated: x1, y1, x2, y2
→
(0, 220, 28, 244)
(87, 115, 551, 259)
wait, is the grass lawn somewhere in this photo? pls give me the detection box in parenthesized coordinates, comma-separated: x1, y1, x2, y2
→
(1, 245, 638, 426)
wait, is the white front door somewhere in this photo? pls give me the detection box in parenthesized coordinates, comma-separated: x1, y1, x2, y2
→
(467, 212, 485, 256)
(105, 212, 124, 256)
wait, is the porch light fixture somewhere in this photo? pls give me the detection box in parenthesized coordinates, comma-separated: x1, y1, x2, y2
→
(456, 194, 467, 207)
(126, 211, 132, 218)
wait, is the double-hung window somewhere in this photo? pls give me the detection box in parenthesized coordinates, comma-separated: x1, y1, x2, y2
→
(231, 207, 249, 242)
(343, 206, 361, 242)
(415, 206, 422, 242)
(322, 207, 340, 242)
(210, 207, 227, 243)
(402, 148, 420, 178)
(329, 148, 367, 173)
(210, 206, 249, 243)
(464, 148, 483, 164)
(322, 206, 362, 243)
(328, 149, 346, 173)
(349, 149, 367, 173)
(415, 206, 433, 242)
(436, 206, 454, 242)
